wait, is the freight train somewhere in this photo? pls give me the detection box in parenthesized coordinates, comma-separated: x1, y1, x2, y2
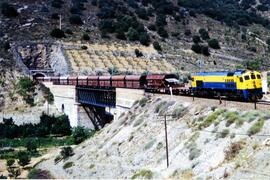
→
(36, 70, 263, 101)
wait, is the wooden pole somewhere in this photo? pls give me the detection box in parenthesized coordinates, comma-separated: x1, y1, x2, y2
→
(164, 115, 169, 168)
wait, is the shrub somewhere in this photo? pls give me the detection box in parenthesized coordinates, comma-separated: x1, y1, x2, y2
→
(127, 27, 139, 41)
(139, 97, 148, 107)
(157, 27, 168, 38)
(184, 29, 192, 36)
(6, 159, 15, 167)
(139, 33, 151, 46)
(18, 151, 30, 167)
(28, 169, 53, 179)
(208, 39, 220, 49)
(189, 147, 201, 160)
(220, 129, 229, 138)
(26, 139, 37, 152)
(81, 45, 88, 50)
(50, 28, 65, 38)
(65, 29, 73, 35)
(51, 13, 59, 20)
(1, 2, 18, 18)
(63, 161, 74, 169)
(136, 8, 149, 20)
(199, 109, 225, 129)
(51, 0, 64, 8)
(131, 170, 153, 179)
(153, 41, 162, 52)
(82, 33, 90, 40)
(248, 119, 265, 136)
(191, 43, 201, 54)
(69, 15, 83, 25)
(116, 31, 126, 40)
(199, 28, 210, 40)
(224, 111, 239, 127)
(72, 127, 91, 144)
(144, 139, 156, 150)
(148, 24, 156, 31)
(60, 146, 74, 159)
(225, 142, 243, 161)
(135, 49, 143, 57)
(201, 46, 210, 56)
(192, 35, 201, 44)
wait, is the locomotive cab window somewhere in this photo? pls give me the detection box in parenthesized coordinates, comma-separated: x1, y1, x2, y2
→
(244, 75, 250, 80)
(251, 74, 256, 79)
(257, 75, 261, 79)
(240, 77, 243, 82)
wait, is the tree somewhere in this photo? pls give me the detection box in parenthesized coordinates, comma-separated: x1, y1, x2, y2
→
(116, 31, 126, 40)
(153, 41, 162, 52)
(184, 29, 192, 36)
(199, 28, 210, 40)
(1, 3, 18, 18)
(18, 151, 30, 167)
(148, 24, 156, 31)
(201, 46, 210, 56)
(127, 27, 139, 41)
(193, 35, 201, 44)
(50, 28, 65, 38)
(139, 33, 151, 46)
(157, 27, 168, 38)
(51, 0, 64, 8)
(82, 33, 90, 40)
(191, 43, 201, 54)
(208, 39, 220, 49)
(69, 15, 83, 25)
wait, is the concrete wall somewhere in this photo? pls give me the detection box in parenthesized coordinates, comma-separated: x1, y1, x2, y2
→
(43, 82, 79, 127)
(77, 106, 95, 129)
(115, 88, 145, 120)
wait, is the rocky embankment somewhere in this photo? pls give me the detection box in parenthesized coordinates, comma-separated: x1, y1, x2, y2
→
(38, 95, 270, 179)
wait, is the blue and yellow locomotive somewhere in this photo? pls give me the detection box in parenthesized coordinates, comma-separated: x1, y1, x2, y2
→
(191, 70, 263, 101)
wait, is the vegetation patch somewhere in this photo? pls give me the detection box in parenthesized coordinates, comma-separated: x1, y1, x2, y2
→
(189, 146, 201, 160)
(199, 109, 225, 129)
(131, 170, 153, 179)
(133, 118, 144, 127)
(172, 106, 187, 118)
(224, 111, 240, 127)
(63, 161, 74, 169)
(248, 119, 265, 136)
(28, 169, 53, 179)
(139, 97, 148, 107)
(219, 129, 230, 138)
(225, 142, 243, 161)
(144, 139, 156, 150)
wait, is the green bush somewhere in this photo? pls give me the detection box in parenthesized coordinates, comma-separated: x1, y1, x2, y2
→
(82, 33, 90, 40)
(135, 49, 143, 57)
(139, 98, 148, 107)
(199, 28, 210, 40)
(208, 39, 220, 49)
(184, 29, 192, 36)
(189, 147, 201, 160)
(6, 158, 15, 167)
(131, 170, 153, 179)
(52, 0, 64, 8)
(1, 2, 18, 18)
(148, 24, 156, 31)
(191, 43, 201, 54)
(248, 119, 265, 136)
(18, 151, 30, 167)
(50, 28, 65, 38)
(127, 27, 139, 41)
(220, 129, 229, 138)
(28, 169, 53, 179)
(60, 146, 74, 159)
(139, 33, 151, 46)
(69, 15, 83, 25)
(153, 41, 162, 52)
(26, 139, 37, 152)
(192, 35, 201, 44)
(72, 127, 93, 144)
(63, 161, 74, 169)
(224, 111, 239, 127)
(157, 27, 168, 38)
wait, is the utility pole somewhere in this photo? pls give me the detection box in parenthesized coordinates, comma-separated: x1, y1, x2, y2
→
(59, 14, 62, 30)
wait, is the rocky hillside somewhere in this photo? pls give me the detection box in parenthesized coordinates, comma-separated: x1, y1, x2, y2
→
(1, 0, 270, 75)
(38, 95, 270, 179)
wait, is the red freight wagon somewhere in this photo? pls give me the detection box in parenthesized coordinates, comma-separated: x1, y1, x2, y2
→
(68, 76, 78, 85)
(88, 76, 99, 87)
(99, 76, 111, 87)
(60, 77, 68, 85)
(51, 77, 60, 85)
(77, 76, 88, 86)
(111, 75, 126, 88)
(125, 75, 147, 89)
(146, 74, 178, 88)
